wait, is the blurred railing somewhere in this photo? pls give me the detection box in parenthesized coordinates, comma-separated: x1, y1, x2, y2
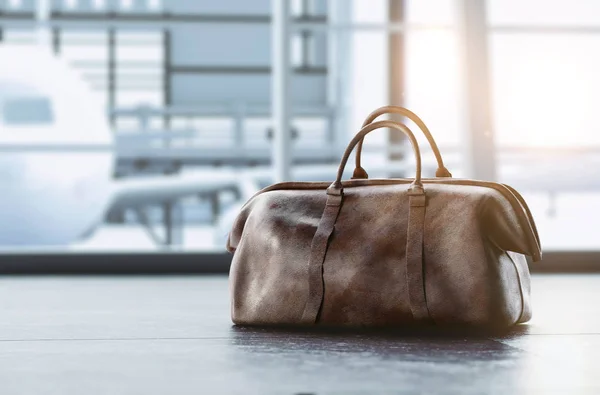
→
(111, 104, 341, 169)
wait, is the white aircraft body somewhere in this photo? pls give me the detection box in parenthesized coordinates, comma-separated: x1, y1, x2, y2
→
(0, 46, 114, 245)
(0, 46, 261, 247)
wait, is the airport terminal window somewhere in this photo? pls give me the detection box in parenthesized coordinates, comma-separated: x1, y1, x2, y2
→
(114, 31, 164, 109)
(488, 1, 600, 250)
(1, 29, 164, 115)
(351, 0, 600, 251)
(488, 0, 600, 26)
(0, 0, 598, 257)
(60, 31, 110, 109)
(1, 97, 54, 125)
(350, 0, 462, 175)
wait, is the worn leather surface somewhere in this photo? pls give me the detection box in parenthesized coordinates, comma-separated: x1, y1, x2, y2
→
(227, 116, 540, 328)
(228, 180, 539, 327)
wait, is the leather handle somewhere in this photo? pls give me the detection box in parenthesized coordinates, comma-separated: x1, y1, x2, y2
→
(353, 106, 452, 179)
(329, 120, 423, 194)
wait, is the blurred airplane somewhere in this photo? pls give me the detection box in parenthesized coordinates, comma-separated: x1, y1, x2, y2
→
(0, 45, 259, 247)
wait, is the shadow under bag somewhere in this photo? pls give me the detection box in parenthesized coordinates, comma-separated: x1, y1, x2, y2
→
(227, 106, 541, 327)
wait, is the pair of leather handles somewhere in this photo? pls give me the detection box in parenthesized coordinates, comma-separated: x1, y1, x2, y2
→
(329, 106, 452, 194)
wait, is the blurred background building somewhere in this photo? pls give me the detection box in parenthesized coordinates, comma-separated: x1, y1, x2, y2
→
(0, 0, 599, 258)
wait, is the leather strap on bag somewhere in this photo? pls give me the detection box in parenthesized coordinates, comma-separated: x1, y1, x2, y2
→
(300, 188, 343, 324)
(301, 120, 432, 324)
(353, 105, 452, 179)
(407, 186, 432, 322)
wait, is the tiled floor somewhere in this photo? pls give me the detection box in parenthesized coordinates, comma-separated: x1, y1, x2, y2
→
(0, 274, 598, 394)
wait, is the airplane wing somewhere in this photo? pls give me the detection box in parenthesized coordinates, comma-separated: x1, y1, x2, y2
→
(107, 161, 410, 210)
(108, 170, 247, 211)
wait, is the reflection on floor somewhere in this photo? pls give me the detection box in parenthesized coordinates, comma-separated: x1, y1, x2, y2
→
(0, 274, 598, 394)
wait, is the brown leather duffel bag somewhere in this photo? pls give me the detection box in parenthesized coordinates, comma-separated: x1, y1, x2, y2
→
(227, 106, 541, 327)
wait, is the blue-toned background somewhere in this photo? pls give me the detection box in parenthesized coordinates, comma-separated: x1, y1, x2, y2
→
(0, 0, 598, 253)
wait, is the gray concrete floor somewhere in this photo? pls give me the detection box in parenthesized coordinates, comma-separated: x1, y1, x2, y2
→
(0, 274, 598, 394)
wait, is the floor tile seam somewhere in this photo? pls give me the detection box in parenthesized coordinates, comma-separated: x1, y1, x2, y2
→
(0, 336, 232, 343)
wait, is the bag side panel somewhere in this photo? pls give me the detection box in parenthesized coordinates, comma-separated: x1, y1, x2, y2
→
(320, 184, 527, 327)
(319, 185, 414, 326)
(422, 185, 496, 325)
(507, 251, 532, 323)
(423, 185, 531, 326)
(229, 190, 327, 325)
(483, 245, 527, 326)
